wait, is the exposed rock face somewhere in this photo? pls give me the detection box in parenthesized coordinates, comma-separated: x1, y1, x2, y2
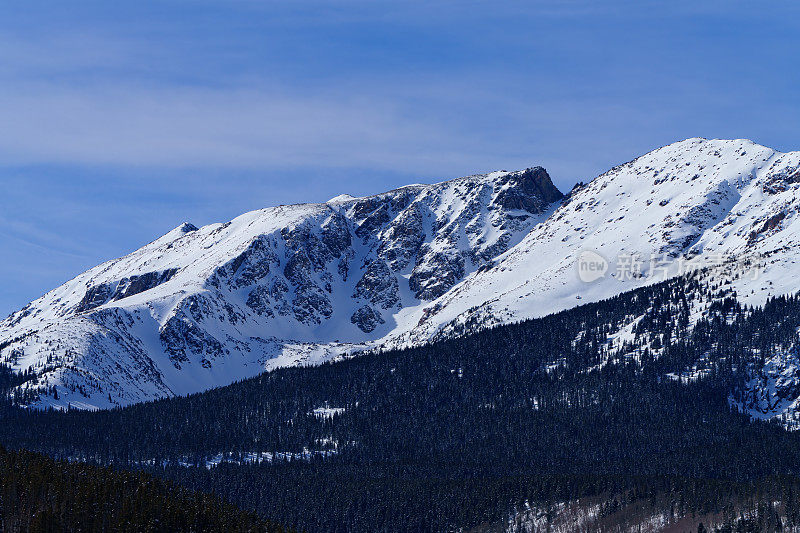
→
(491, 167, 564, 213)
(225, 237, 279, 289)
(376, 205, 425, 271)
(75, 284, 115, 314)
(353, 260, 400, 310)
(244, 286, 274, 317)
(350, 305, 385, 333)
(76, 269, 179, 313)
(409, 249, 465, 300)
(160, 312, 225, 369)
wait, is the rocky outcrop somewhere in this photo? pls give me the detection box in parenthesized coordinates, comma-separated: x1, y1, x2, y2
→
(350, 305, 385, 333)
(491, 167, 563, 213)
(353, 260, 400, 310)
(409, 249, 466, 300)
(76, 268, 178, 313)
(159, 295, 227, 369)
(376, 205, 425, 271)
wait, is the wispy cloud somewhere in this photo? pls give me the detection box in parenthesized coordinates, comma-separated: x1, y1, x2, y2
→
(0, 83, 452, 169)
(0, 68, 620, 179)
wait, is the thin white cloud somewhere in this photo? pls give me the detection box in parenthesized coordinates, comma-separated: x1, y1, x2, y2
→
(0, 80, 563, 176)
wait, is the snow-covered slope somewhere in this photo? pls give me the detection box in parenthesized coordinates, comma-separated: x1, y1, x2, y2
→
(2, 138, 800, 410)
(0, 167, 561, 408)
(403, 138, 800, 344)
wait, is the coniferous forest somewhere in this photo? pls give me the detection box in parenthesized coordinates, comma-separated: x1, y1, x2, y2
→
(2, 272, 800, 530)
(0, 445, 286, 532)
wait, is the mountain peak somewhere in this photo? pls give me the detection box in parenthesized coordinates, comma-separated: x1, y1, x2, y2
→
(327, 193, 357, 204)
(491, 166, 563, 213)
(146, 221, 200, 249)
(177, 222, 199, 233)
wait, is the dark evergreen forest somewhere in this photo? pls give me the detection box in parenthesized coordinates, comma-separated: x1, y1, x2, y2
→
(0, 445, 287, 532)
(2, 271, 800, 531)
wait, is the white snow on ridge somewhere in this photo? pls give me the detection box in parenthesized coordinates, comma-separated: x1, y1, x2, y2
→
(327, 194, 357, 203)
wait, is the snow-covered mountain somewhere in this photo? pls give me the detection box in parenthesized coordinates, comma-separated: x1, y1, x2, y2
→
(412, 137, 800, 342)
(2, 137, 800, 410)
(0, 167, 562, 408)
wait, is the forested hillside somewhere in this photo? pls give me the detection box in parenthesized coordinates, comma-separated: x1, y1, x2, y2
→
(2, 272, 800, 530)
(0, 446, 286, 532)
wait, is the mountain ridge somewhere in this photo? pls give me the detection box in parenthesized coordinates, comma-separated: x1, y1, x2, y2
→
(3, 137, 800, 410)
(0, 165, 563, 408)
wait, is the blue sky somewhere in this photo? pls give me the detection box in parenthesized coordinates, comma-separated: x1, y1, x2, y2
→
(1, 0, 798, 316)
